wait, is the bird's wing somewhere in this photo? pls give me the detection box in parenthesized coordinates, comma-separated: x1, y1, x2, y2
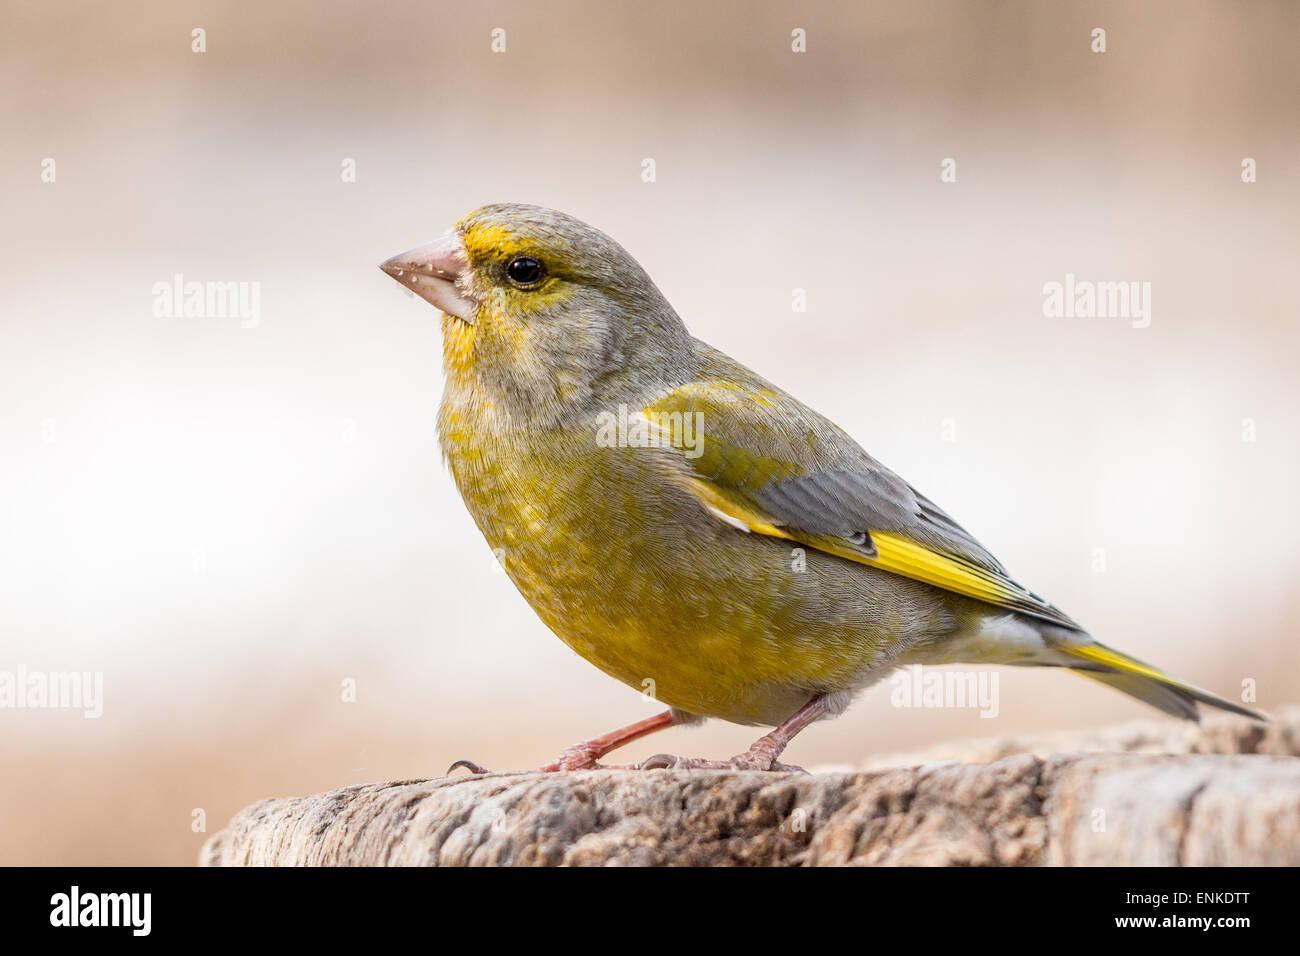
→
(640, 367, 1081, 630)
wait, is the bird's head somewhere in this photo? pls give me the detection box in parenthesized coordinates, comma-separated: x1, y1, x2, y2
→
(380, 203, 692, 423)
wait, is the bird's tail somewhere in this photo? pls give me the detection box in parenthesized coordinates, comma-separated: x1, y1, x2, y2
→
(1059, 640, 1264, 722)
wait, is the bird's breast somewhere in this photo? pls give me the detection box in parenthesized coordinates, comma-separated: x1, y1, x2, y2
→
(435, 392, 950, 724)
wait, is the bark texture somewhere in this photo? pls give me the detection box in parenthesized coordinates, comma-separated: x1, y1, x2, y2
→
(201, 707, 1299, 866)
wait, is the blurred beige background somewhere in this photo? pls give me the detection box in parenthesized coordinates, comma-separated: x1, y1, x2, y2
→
(1, 1, 1297, 865)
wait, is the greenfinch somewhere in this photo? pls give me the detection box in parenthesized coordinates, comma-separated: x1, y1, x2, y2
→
(380, 203, 1261, 772)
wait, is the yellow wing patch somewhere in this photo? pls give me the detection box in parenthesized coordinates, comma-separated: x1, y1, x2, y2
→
(680, 480, 1031, 611)
(683, 478, 792, 540)
(794, 530, 1023, 608)
(860, 532, 1020, 606)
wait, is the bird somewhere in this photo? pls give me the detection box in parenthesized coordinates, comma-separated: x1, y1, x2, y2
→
(379, 203, 1262, 773)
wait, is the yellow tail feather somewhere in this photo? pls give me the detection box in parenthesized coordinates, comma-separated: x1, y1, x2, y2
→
(1064, 642, 1264, 721)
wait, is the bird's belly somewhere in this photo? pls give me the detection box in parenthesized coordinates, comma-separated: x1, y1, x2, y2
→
(441, 423, 954, 725)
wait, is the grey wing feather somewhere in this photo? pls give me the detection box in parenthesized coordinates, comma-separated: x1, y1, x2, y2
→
(682, 341, 1081, 629)
(750, 468, 1002, 573)
(750, 467, 1082, 630)
(750, 467, 914, 538)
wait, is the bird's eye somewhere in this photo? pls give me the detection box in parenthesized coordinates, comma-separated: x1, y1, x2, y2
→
(505, 256, 545, 287)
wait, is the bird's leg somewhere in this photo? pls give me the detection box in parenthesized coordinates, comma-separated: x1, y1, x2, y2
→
(637, 695, 828, 772)
(448, 709, 680, 775)
(535, 709, 682, 771)
(731, 695, 828, 771)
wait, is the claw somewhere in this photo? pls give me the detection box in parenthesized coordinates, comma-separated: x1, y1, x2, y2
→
(637, 753, 735, 770)
(634, 752, 807, 772)
(446, 758, 492, 776)
(638, 753, 681, 770)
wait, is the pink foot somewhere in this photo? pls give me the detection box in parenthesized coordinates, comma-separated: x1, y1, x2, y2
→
(445, 710, 682, 776)
(446, 747, 612, 775)
(534, 742, 609, 772)
(635, 752, 807, 773)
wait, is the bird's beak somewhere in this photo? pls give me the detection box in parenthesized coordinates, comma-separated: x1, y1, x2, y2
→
(379, 232, 477, 323)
